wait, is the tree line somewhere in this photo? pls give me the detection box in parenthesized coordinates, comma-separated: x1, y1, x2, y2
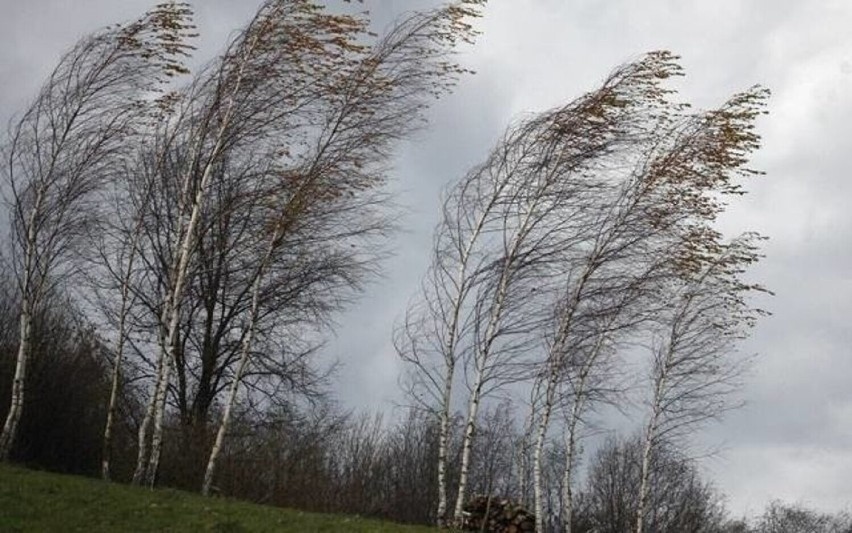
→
(0, 1, 840, 532)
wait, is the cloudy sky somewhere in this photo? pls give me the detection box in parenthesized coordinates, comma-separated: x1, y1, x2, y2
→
(2, 0, 851, 518)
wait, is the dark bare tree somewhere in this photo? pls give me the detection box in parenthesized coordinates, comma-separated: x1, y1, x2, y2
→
(576, 436, 728, 533)
(753, 502, 852, 533)
(101, 0, 488, 488)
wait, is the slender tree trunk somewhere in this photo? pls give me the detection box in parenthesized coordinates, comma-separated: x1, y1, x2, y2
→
(532, 372, 557, 533)
(102, 241, 141, 480)
(636, 421, 655, 533)
(132, 315, 170, 485)
(435, 202, 497, 527)
(201, 240, 274, 495)
(144, 352, 173, 486)
(101, 304, 129, 481)
(453, 201, 535, 524)
(560, 399, 582, 533)
(636, 375, 665, 533)
(139, 35, 255, 485)
(453, 378, 483, 523)
(0, 190, 42, 461)
(0, 303, 32, 460)
(452, 278, 514, 524)
(436, 361, 455, 527)
(518, 414, 533, 507)
(131, 389, 155, 484)
(143, 104, 243, 487)
(559, 329, 607, 533)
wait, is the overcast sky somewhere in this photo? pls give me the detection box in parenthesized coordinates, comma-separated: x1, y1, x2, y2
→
(2, 0, 851, 519)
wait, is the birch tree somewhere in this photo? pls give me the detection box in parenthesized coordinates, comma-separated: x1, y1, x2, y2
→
(86, 139, 179, 481)
(199, 1, 486, 495)
(635, 234, 767, 533)
(630, 85, 770, 533)
(397, 119, 581, 526)
(130, 0, 380, 486)
(92, 177, 149, 482)
(396, 154, 514, 526)
(0, 3, 195, 461)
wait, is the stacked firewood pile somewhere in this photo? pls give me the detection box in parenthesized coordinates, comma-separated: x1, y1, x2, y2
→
(461, 496, 535, 532)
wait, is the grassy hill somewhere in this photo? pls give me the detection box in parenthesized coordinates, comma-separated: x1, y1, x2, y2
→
(0, 464, 436, 532)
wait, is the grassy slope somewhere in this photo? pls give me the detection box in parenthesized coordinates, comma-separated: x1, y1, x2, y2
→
(0, 464, 436, 532)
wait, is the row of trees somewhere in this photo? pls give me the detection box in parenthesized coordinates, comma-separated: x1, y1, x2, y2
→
(396, 49, 770, 531)
(0, 0, 485, 494)
(1, 322, 847, 533)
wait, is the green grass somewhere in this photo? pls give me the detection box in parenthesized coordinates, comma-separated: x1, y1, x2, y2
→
(0, 464, 436, 532)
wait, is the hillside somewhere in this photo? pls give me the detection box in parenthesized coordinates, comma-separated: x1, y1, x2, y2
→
(0, 464, 436, 532)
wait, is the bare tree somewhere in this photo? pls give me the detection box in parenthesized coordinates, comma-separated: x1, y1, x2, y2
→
(635, 233, 767, 533)
(523, 52, 695, 533)
(396, 155, 510, 525)
(400, 49, 770, 531)
(576, 435, 728, 533)
(754, 501, 852, 533)
(0, 3, 195, 461)
(631, 85, 771, 533)
(76, 103, 190, 482)
(396, 118, 569, 525)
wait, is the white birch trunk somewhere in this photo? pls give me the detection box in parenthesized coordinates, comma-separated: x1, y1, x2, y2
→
(101, 298, 129, 481)
(518, 408, 536, 507)
(102, 230, 142, 480)
(452, 202, 535, 524)
(559, 329, 608, 533)
(560, 398, 582, 533)
(201, 240, 274, 495)
(144, 349, 173, 486)
(636, 372, 666, 533)
(453, 377, 483, 523)
(531, 258, 603, 532)
(143, 183, 215, 487)
(636, 417, 656, 533)
(131, 385, 155, 483)
(452, 272, 513, 524)
(132, 315, 169, 485)
(0, 303, 32, 460)
(0, 190, 43, 461)
(436, 361, 454, 526)
(636, 428, 651, 533)
(434, 201, 495, 527)
(531, 306, 576, 532)
(140, 46, 252, 485)
(451, 318, 501, 523)
(532, 372, 557, 533)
